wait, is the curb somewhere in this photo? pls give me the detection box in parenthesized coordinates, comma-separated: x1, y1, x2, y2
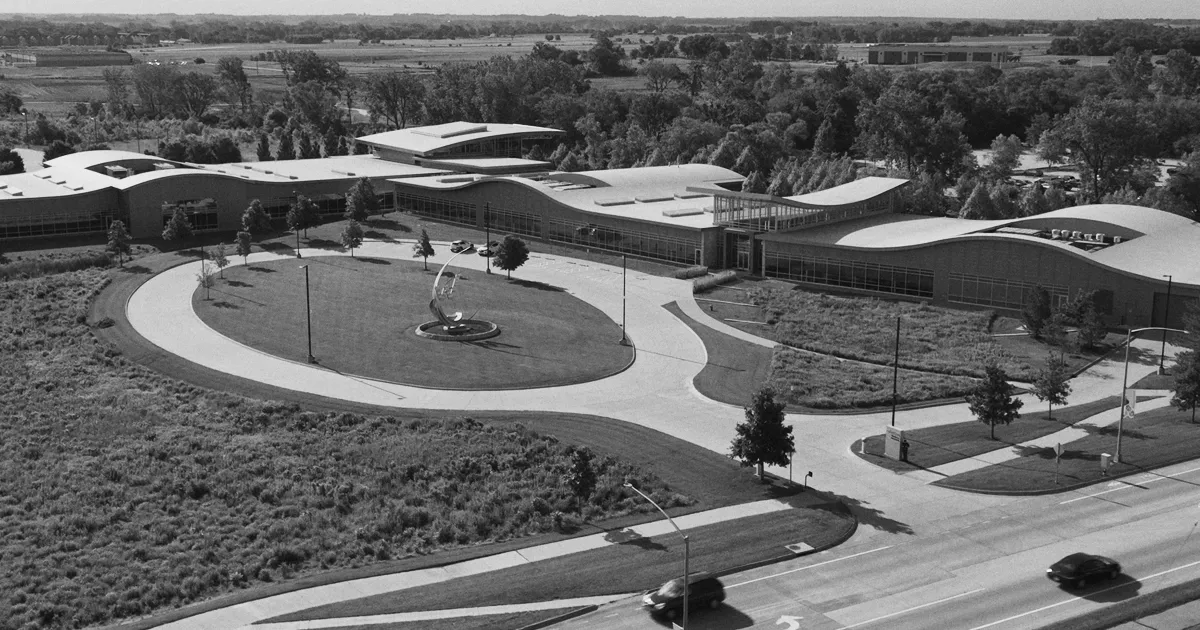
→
(516, 605, 599, 630)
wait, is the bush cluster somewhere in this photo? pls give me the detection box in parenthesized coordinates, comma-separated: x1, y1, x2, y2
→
(670, 265, 708, 279)
(693, 270, 738, 293)
(0, 251, 112, 281)
(0, 269, 684, 628)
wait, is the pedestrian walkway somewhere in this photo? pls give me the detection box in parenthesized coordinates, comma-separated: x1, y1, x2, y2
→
(152, 498, 798, 630)
(929, 394, 1175, 477)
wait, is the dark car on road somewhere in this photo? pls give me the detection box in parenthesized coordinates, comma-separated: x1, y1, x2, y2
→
(641, 574, 725, 620)
(1047, 553, 1121, 589)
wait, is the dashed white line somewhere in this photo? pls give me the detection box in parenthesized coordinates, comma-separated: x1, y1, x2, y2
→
(840, 588, 985, 629)
(727, 546, 893, 589)
(1060, 464, 1200, 504)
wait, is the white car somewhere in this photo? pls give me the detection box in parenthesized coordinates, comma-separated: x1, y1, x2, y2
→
(449, 240, 470, 253)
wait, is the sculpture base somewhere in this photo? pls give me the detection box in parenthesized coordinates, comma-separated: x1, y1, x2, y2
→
(415, 319, 501, 342)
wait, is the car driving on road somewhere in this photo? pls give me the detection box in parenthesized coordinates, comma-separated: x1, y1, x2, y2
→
(1047, 553, 1121, 589)
(450, 240, 470, 253)
(641, 574, 725, 620)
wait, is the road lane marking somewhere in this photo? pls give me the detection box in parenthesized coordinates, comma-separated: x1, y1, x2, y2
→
(967, 558, 1200, 630)
(1060, 464, 1200, 504)
(839, 588, 985, 629)
(727, 546, 893, 589)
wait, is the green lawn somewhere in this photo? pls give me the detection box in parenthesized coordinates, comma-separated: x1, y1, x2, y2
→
(315, 610, 582, 630)
(264, 498, 854, 623)
(194, 256, 632, 389)
(858, 395, 1160, 470)
(934, 404, 1200, 493)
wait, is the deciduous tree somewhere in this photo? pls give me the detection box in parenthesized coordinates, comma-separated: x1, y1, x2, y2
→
(213, 242, 229, 278)
(1023, 285, 1053, 339)
(286, 195, 319, 238)
(365, 71, 426, 129)
(1032, 353, 1072, 420)
(492, 234, 529, 279)
(1172, 350, 1200, 423)
(235, 230, 253, 265)
(242, 199, 272, 237)
(412, 228, 435, 270)
(106, 219, 132, 266)
(1037, 96, 1157, 202)
(161, 207, 192, 242)
(967, 364, 1023, 440)
(340, 220, 363, 256)
(730, 386, 794, 479)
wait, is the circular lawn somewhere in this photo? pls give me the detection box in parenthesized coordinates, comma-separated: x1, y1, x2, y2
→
(193, 256, 633, 389)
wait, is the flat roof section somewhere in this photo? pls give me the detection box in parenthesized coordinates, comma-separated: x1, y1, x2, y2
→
(785, 177, 910, 207)
(0, 166, 116, 198)
(356, 123, 563, 157)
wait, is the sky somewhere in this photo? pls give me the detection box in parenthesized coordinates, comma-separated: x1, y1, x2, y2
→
(3, 0, 1197, 21)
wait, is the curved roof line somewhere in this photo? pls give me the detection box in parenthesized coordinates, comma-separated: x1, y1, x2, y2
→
(356, 122, 563, 158)
(44, 150, 190, 171)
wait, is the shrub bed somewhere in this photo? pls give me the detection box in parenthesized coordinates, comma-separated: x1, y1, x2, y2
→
(693, 270, 738, 293)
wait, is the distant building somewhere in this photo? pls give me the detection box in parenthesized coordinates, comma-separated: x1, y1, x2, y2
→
(865, 44, 1011, 65)
(3, 48, 132, 67)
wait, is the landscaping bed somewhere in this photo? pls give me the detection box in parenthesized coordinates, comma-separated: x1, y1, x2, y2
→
(933, 404, 1200, 493)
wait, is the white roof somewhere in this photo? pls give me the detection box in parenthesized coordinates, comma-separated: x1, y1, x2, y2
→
(785, 177, 910, 207)
(356, 122, 563, 157)
(0, 166, 115, 198)
(44, 149, 176, 171)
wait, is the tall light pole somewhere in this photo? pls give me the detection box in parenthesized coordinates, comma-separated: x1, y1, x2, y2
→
(1161, 274, 1173, 374)
(484, 202, 491, 275)
(293, 190, 301, 259)
(891, 315, 900, 427)
(300, 264, 316, 364)
(625, 482, 689, 630)
(20, 109, 27, 144)
(621, 254, 627, 345)
(1118, 326, 1190, 462)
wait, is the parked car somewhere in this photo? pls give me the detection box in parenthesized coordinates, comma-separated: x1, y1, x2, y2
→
(641, 574, 725, 620)
(1047, 553, 1121, 589)
(478, 240, 499, 257)
(450, 240, 470, 253)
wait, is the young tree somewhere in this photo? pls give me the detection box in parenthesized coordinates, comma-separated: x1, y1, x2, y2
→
(967, 364, 1024, 440)
(1032, 353, 1072, 420)
(242, 199, 272, 237)
(213, 242, 230, 279)
(161, 207, 193, 241)
(286, 195, 319, 238)
(984, 134, 1024, 182)
(1076, 304, 1108, 350)
(106, 219, 132, 266)
(563, 447, 597, 500)
(412, 228, 435, 270)
(492, 235, 530, 279)
(235, 230, 253, 265)
(196, 262, 216, 300)
(346, 177, 380, 220)
(340, 219, 364, 256)
(1022, 285, 1053, 339)
(730, 386, 794, 479)
(1172, 350, 1200, 423)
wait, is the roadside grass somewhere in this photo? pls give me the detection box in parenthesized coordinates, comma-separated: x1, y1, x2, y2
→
(265, 500, 855, 622)
(193, 256, 631, 389)
(314, 611, 578, 630)
(0, 267, 697, 629)
(664, 302, 773, 407)
(715, 286, 1119, 381)
(1040, 576, 1200, 630)
(933, 404, 1200, 493)
(858, 395, 1156, 470)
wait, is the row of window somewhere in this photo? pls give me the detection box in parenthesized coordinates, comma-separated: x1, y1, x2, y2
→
(0, 211, 113, 239)
(161, 210, 219, 232)
(396, 192, 476, 227)
(947, 273, 1067, 310)
(547, 217, 701, 265)
(764, 252, 935, 298)
(485, 206, 541, 238)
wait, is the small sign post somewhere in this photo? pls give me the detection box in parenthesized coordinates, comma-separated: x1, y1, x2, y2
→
(885, 426, 904, 460)
(1054, 442, 1064, 485)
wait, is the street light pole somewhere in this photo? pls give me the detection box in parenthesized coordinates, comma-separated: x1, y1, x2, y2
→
(301, 264, 315, 364)
(484, 203, 491, 275)
(891, 315, 900, 427)
(1118, 326, 1190, 463)
(293, 190, 301, 259)
(621, 254, 627, 345)
(1161, 274, 1173, 374)
(625, 482, 688, 630)
(20, 110, 27, 144)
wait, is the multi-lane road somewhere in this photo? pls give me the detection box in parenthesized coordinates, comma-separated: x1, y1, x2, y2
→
(554, 461, 1200, 630)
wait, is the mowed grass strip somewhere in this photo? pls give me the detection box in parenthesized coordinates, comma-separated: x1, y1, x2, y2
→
(859, 395, 1146, 470)
(308, 610, 581, 630)
(663, 302, 773, 407)
(934, 404, 1200, 493)
(194, 255, 632, 389)
(265, 501, 854, 622)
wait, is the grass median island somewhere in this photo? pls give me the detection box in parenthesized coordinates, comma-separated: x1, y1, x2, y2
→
(193, 255, 632, 389)
(0, 267, 701, 629)
(934, 404, 1200, 493)
(265, 498, 855, 623)
(320, 611, 581, 630)
(857, 395, 1162, 470)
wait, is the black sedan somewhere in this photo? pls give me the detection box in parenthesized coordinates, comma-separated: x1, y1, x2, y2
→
(1047, 553, 1121, 589)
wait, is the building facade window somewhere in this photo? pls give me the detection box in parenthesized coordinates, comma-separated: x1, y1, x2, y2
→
(764, 251, 934, 298)
(0, 209, 113, 239)
(546, 217, 700, 265)
(485, 206, 541, 238)
(947, 272, 1067, 310)
(162, 198, 219, 232)
(395, 191, 475, 226)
